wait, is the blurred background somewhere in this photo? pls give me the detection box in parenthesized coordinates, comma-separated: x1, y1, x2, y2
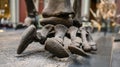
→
(0, 0, 120, 29)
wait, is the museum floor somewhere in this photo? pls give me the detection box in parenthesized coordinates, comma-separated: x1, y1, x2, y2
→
(0, 29, 120, 67)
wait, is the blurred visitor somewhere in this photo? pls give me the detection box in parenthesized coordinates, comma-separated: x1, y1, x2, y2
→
(0, 17, 13, 28)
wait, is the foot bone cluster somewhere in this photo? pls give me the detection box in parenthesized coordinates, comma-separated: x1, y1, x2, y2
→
(17, 24, 97, 58)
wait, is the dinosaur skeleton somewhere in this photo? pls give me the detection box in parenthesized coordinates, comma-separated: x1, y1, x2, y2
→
(17, 0, 97, 58)
(90, 0, 120, 32)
